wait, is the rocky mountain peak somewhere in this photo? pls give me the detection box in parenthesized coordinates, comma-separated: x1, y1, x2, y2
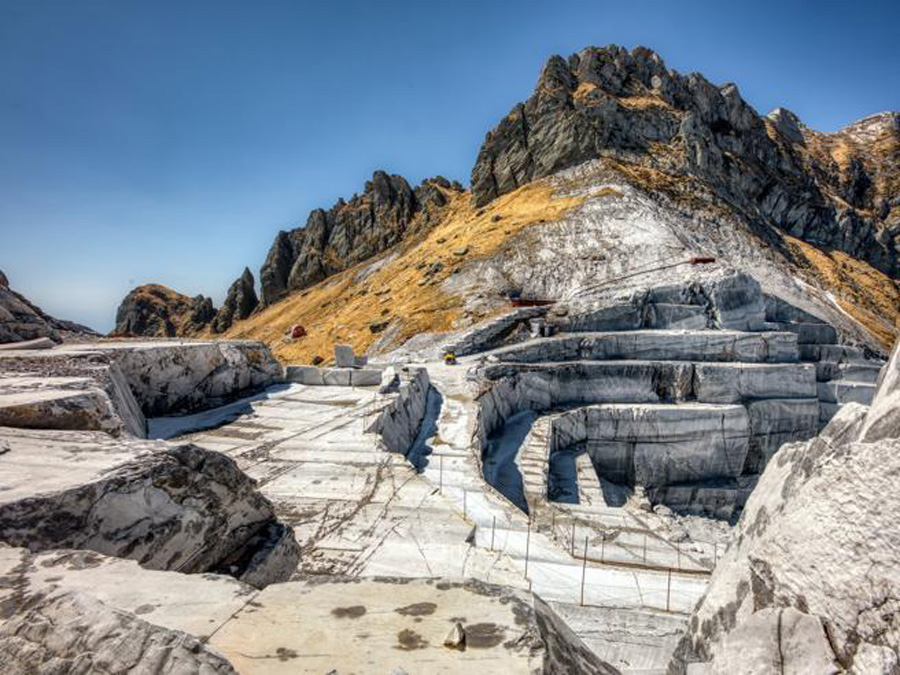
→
(212, 267, 259, 333)
(470, 44, 899, 278)
(113, 284, 216, 338)
(259, 171, 461, 306)
(766, 107, 805, 144)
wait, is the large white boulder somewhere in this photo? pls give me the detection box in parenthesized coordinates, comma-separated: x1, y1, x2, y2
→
(671, 340, 900, 673)
(0, 428, 299, 588)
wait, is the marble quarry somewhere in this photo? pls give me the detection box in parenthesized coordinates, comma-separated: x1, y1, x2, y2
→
(0, 268, 889, 673)
(472, 270, 884, 519)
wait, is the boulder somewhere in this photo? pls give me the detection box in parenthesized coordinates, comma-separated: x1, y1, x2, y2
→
(86, 340, 283, 416)
(0, 430, 300, 588)
(859, 340, 900, 442)
(334, 343, 355, 367)
(0, 592, 237, 674)
(671, 339, 900, 673)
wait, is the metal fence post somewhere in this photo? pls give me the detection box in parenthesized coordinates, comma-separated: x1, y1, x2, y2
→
(666, 569, 672, 612)
(580, 536, 589, 606)
(524, 519, 532, 578)
(600, 536, 605, 564)
(571, 522, 576, 556)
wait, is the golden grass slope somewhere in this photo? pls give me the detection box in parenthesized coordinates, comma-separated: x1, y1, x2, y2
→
(221, 180, 584, 364)
(786, 236, 900, 350)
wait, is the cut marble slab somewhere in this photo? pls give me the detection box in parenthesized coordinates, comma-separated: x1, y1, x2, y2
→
(490, 330, 799, 365)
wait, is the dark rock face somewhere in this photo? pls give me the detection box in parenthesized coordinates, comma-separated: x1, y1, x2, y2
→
(212, 267, 259, 333)
(470, 45, 900, 276)
(0, 270, 98, 343)
(114, 284, 216, 337)
(260, 171, 459, 305)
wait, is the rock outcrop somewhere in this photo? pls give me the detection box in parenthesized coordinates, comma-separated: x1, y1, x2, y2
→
(212, 267, 259, 333)
(0, 591, 238, 674)
(670, 339, 900, 673)
(0, 431, 300, 588)
(259, 172, 461, 305)
(470, 45, 899, 277)
(0, 270, 98, 344)
(0, 340, 283, 438)
(113, 283, 217, 337)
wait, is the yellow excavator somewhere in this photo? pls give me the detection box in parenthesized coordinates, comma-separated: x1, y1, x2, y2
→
(443, 351, 458, 365)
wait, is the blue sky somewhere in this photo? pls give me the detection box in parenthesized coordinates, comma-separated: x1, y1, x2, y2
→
(2, 0, 898, 332)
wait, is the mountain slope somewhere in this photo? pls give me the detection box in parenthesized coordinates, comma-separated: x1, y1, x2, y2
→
(225, 155, 898, 363)
(222, 179, 583, 362)
(259, 172, 462, 306)
(117, 44, 899, 357)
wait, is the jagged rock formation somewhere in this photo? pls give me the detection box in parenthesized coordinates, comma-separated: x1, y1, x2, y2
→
(0, 430, 300, 588)
(113, 283, 216, 337)
(670, 339, 900, 673)
(259, 172, 462, 305)
(0, 269, 98, 343)
(470, 45, 899, 277)
(212, 267, 259, 333)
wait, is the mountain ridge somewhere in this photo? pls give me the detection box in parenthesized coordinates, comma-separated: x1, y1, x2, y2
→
(110, 44, 899, 357)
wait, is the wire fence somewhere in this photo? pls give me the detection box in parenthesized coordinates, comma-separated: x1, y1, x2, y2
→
(464, 505, 722, 614)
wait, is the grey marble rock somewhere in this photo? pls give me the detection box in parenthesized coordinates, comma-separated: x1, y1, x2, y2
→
(0, 592, 238, 674)
(367, 367, 431, 456)
(492, 329, 798, 365)
(551, 404, 750, 488)
(0, 435, 299, 588)
(693, 363, 817, 403)
(334, 343, 355, 367)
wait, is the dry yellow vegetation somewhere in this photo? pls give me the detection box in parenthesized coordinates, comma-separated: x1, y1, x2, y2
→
(786, 235, 900, 350)
(222, 180, 586, 363)
(615, 95, 675, 111)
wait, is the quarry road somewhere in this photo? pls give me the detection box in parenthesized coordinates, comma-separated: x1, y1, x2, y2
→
(168, 367, 709, 613)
